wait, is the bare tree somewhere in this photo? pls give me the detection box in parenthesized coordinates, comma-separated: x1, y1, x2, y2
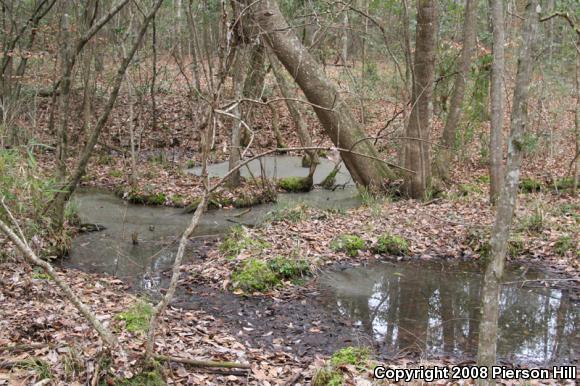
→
(488, 0, 506, 203)
(243, 0, 397, 187)
(403, 0, 438, 199)
(435, 0, 477, 180)
(477, 0, 538, 381)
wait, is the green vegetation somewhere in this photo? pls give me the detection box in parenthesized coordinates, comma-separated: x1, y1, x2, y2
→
(278, 176, 312, 192)
(231, 255, 311, 292)
(555, 235, 575, 256)
(268, 256, 310, 280)
(330, 234, 366, 257)
(373, 232, 410, 256)
(520, 177, 542, 193)
(519, 208, 545, 234)
(266, 204, 308, 223)
(15, 358, 52, 380)
(313, 347, 371, 386)
(109, 169, 123, 178)
(127, 191, 167, 206)
(218, 225, 270, 259)
(458, 183, 483, 196)
(231, 258, 280, 292)
(320, 168, 339, 189)
(116, 300, 153, 333)
(312, 367, 343, 386)
(330, 346, 370, 368)
(467, 228, 525, 259)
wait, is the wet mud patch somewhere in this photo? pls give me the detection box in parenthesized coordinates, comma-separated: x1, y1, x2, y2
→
(172, 284, 368, 361)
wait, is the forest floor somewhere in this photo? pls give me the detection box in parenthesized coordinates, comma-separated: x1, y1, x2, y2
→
(1, 63, 579, 384)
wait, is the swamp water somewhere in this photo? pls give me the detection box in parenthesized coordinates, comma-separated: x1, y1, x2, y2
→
(64, 156, 578, 364)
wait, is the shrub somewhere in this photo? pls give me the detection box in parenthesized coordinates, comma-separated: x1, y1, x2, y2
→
(231, 258, 280, 292)
(330, 234, 366, 257)
(373, 233, 410, 256)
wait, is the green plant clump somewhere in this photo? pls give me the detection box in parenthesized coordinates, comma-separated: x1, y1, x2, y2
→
(519, 178, 542, 193)
(231, 258, 280, 292)
(554, 235, 575, 256)
(219, 225, 270, 259)
(373, 233, 410, 256)
(117, 300, 153, 333)
(330, 346, 370, 368)
(266, 204, 308, 223)
(268, 256, 310, 280)
(278, 176, 312, 192)
(330, 234, 366, 257)
(312, 367, 343, 386)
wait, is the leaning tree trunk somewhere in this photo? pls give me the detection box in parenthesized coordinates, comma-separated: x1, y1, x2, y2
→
(477, 1, 537, 383)
(403, 0, 438, 199)
(243, 0, 395, 187)
(489, 0, 506, 203)
(435, 0, 477, 180)
(268, 51, 319, 166)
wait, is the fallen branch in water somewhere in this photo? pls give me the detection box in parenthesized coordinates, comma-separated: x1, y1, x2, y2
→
(155, 355, 250, 369)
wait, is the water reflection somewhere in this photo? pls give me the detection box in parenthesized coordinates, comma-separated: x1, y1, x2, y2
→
(319, 261, 579, 365)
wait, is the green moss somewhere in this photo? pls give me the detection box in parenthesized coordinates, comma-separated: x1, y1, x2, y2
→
(268, 256, 310, 280)
(467, 228, 525, 259)
(117, 300, 153, 333)
(520, 178, 542, 193)
(320, 169, 339, 189)
(373, 233, 410, 256)
(170, 194, 186, 207)
(330, 346, 370, 368)
(330, 234, 366, 257)
(127, 191, 167, 206)
(185, 160, 195, 169)
(278, 176, 313, 192)
(312, 368, 343, 386)
(555, 235, 575, 256)
(219, 225, 270, 259)
(231, 258, 280, 292)
(31, 267, 51, 280)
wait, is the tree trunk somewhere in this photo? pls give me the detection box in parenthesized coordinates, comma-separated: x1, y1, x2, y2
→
(268, 51, 318, 166)
(489, 0, 506, 203)
(244, 0, 395, 187)
(228, 49, 246, 187)
(477, 1, 537, 382)
(240, 41, 267, 146)
(403, 0, 438, 199)
(435, 0, 477, 180)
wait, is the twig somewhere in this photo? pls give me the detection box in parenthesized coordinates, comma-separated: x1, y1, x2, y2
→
(155, 355, 250, 369)
(0, 214, 118, 348)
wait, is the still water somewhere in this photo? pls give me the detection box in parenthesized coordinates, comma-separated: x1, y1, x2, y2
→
(319, 261, 579, 365)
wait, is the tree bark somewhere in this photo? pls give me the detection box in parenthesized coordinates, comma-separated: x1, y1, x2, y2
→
(228, 48, 246, 187)
(477, 1, 537, 382)
(403, 0, 438, 199)
(435, 0, 477, 180)
(489, 0, 506, 203)
(268, 51, 318, 166)
(243, 0, 395, 187)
